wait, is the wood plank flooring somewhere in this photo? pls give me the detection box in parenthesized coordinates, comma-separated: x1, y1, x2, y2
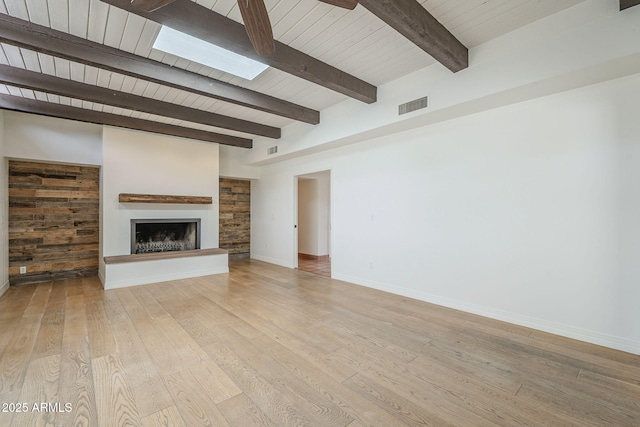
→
(0, 259, 638, 426)
(298, 255, 331, 277)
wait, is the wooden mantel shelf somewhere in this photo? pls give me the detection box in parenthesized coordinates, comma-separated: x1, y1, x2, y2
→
(104, 248, 227, 265)
(119, 193, 213, 204)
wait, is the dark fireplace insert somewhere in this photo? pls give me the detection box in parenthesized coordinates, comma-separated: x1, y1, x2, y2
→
(131, 218, 201, 254)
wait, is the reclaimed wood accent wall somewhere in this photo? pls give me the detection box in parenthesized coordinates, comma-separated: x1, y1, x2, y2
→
(8, 160, 100, 285)
(219, 178, 250, 257)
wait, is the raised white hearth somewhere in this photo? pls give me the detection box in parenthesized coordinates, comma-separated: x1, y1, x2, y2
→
(102, 248, 228, 290)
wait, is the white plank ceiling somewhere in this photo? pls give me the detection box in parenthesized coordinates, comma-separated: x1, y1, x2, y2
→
(0, 0, 585, 141)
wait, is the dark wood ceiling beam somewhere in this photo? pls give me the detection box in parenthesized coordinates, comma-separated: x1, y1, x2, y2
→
(359, 0, 468, 72)
(620, 0, 640, 10)
(0, 94, 252, 148)
(0, 64, 280, 139)
(131, 0, 177, 12)
(100, 0, 378, 104)
(0, 14, 319, 124)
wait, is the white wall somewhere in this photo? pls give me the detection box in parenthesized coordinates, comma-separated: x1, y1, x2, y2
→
(298, 179, 319, 256)
(251, 73, 640, 354)
(0, 111, 8, 297)
(316, 172, 331, 256)
(100, 127, 220, 282)
(219, 145, 260, 179)
(3, 112, 102, 166)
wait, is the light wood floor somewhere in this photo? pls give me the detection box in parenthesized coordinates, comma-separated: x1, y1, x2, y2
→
(0, 260, 638, 426)
(298, 255, 331, 277)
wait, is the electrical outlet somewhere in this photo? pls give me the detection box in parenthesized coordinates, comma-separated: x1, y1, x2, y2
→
(20, 266, 27, 274)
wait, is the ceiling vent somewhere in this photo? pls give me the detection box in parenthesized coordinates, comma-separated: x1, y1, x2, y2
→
(267, 146, 278, 155)
(399, 96, 429, 115)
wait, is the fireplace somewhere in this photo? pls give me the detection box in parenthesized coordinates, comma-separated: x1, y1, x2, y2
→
(131, 219, 201, 254)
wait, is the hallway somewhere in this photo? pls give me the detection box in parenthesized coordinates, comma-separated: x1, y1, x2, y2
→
(297, 254, 331, 277)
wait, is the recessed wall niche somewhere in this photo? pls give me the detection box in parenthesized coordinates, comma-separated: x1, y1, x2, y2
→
(8, 160, 100, 285)
(219, 178, 250, 258)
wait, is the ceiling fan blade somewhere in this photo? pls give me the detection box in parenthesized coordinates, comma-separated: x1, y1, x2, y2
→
(237, 0, 275, 56)
(130, 0, 177, 13)
(317, 0, 358, 10)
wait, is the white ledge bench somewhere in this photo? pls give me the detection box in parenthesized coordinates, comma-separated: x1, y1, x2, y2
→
(101, 248, 228, 289)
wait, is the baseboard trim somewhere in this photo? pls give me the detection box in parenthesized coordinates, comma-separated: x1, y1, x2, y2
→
(0, 280, 9, 298)
(333, 273, 640, 356)
(251, 254, 293, 269)
(298, 253, 330, 260)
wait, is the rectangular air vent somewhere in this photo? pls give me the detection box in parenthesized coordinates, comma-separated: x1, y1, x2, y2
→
(267, 146, 278, 155)
(399, 96, 428, 115)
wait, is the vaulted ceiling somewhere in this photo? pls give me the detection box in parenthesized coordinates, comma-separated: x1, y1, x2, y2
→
(0, 0, 589, 148)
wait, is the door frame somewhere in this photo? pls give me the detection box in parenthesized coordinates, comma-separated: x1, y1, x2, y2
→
(293, 169, 332, 276)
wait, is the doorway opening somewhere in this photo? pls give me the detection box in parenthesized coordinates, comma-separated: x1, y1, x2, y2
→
(295, 170, 331, 277)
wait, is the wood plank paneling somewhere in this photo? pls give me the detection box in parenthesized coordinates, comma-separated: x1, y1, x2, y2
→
(8, 160, 100, 285)
(219, 178, 250, 257)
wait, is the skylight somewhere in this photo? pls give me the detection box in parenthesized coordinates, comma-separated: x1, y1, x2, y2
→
(152, 26, 269, 80)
